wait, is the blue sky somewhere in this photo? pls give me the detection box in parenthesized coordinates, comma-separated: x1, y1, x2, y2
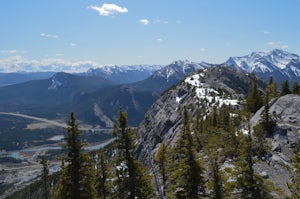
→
(0, 0, 299, 72)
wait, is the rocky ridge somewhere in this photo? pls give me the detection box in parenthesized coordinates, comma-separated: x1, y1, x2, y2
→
(136, 66, 300, 196)
(136, 66, 262, 165)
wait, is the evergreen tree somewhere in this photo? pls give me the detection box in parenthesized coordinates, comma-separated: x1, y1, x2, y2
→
(112, 110, 155, 199)
(155, 143, 168, 197)
(234, 135, 271, 199)
(210, 157, 224, 199)
(281, 80, 291, 96)
(292, 82, 300, 95)
(96, 151, 109, 199)
(246, 81, 263, 113)
(266, 77, 278, 98)
(52, 112, 96, 199)
(168, 108, 205, 198)
(40, 156, 50, 199)
(287, 139, 300, 198)
(260, 92, 276, 137)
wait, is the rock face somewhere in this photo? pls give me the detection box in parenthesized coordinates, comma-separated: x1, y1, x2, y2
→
(136, 66, 262, 165)
(250, 94, 300, 195)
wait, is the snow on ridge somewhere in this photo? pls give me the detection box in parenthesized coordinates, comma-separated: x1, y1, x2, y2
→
(184, 72, 239, 107)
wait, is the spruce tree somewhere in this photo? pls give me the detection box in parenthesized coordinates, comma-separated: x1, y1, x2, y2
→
(234, 135, 271, 199)
(210, 157, 224, 199)
(112, 110, 155, 199)
(40, 156, 50, 199)
(260, 92, 276, 137)
(168, 108, 205, 198)
(292, 82, 300, 95)
(155, 143, 168, 197)
(52, 112, 96, 199)
(96, 151, 109, 199)
(266, 77, 278, 98)
(246, 81, 263, 113)
(281, 80, 291, 96)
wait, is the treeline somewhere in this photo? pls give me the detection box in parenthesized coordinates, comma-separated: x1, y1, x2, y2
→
(10, 77, 300, 199)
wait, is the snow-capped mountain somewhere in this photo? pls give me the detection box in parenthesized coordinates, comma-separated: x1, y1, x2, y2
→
(224, 49, 300, 84)
(132, 60, 213, 94)
(152, 60, 211, 81)
(85, 64, 163, 84)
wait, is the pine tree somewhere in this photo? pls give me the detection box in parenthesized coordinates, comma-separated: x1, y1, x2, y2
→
(281, 80, 291, 96)
(260, 92, 276, 137)
(112, 110, 155, 199)
(287, 139, 300, 198)
(292, 82, 300, 95)
(155, 143, 168, 197)
(52, 112, 96, 199)
(210, 157, 224, 199)
(266, 77, 278, 98)
(168, 108, 205, 198)
(40, 156, 50, 199)
(96, 151, 109, 199)
(234, 135, 271, 199)
(246, 80, 263, 113)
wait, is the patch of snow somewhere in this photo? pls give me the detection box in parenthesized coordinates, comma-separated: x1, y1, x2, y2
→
(48, 79, 62, 90)
(48, 135, 64, 141)
(116, 161, 129, 178)
(176, 96, 182, 103)
(185, 74, 203, 87)
(217, 98, 239, 107)
(238, 127, 249, 135)
(230, 113, 238, 117)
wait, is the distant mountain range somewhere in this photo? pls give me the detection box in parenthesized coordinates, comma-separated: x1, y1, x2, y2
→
(84, 64, 162, 84)
(0, 49, 299, 126)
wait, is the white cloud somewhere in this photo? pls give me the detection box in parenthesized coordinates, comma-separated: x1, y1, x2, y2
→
(156, 38, 163, 42)
(70, 43, 76, 47)
(1, 50, 27, 54)
(263, 30, 271, 34)
(176, 20, 183, 24)
(40, 33, 59, 39)
(55, 53, 64, 56)
(139, 19, 149, 25)
(88, 3, 128, 16)
(200, 48, 206, 52)
(154, 19, 168, 24)
(266, 41, 288, 49)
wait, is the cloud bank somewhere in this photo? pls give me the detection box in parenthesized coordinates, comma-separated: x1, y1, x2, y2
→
(0, 56, 99, 73)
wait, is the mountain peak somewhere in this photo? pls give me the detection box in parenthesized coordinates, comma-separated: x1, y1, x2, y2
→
(224, 49, 300, 83)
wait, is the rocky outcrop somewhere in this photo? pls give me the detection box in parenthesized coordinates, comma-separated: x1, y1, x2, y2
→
(250, 94, 300, 195)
